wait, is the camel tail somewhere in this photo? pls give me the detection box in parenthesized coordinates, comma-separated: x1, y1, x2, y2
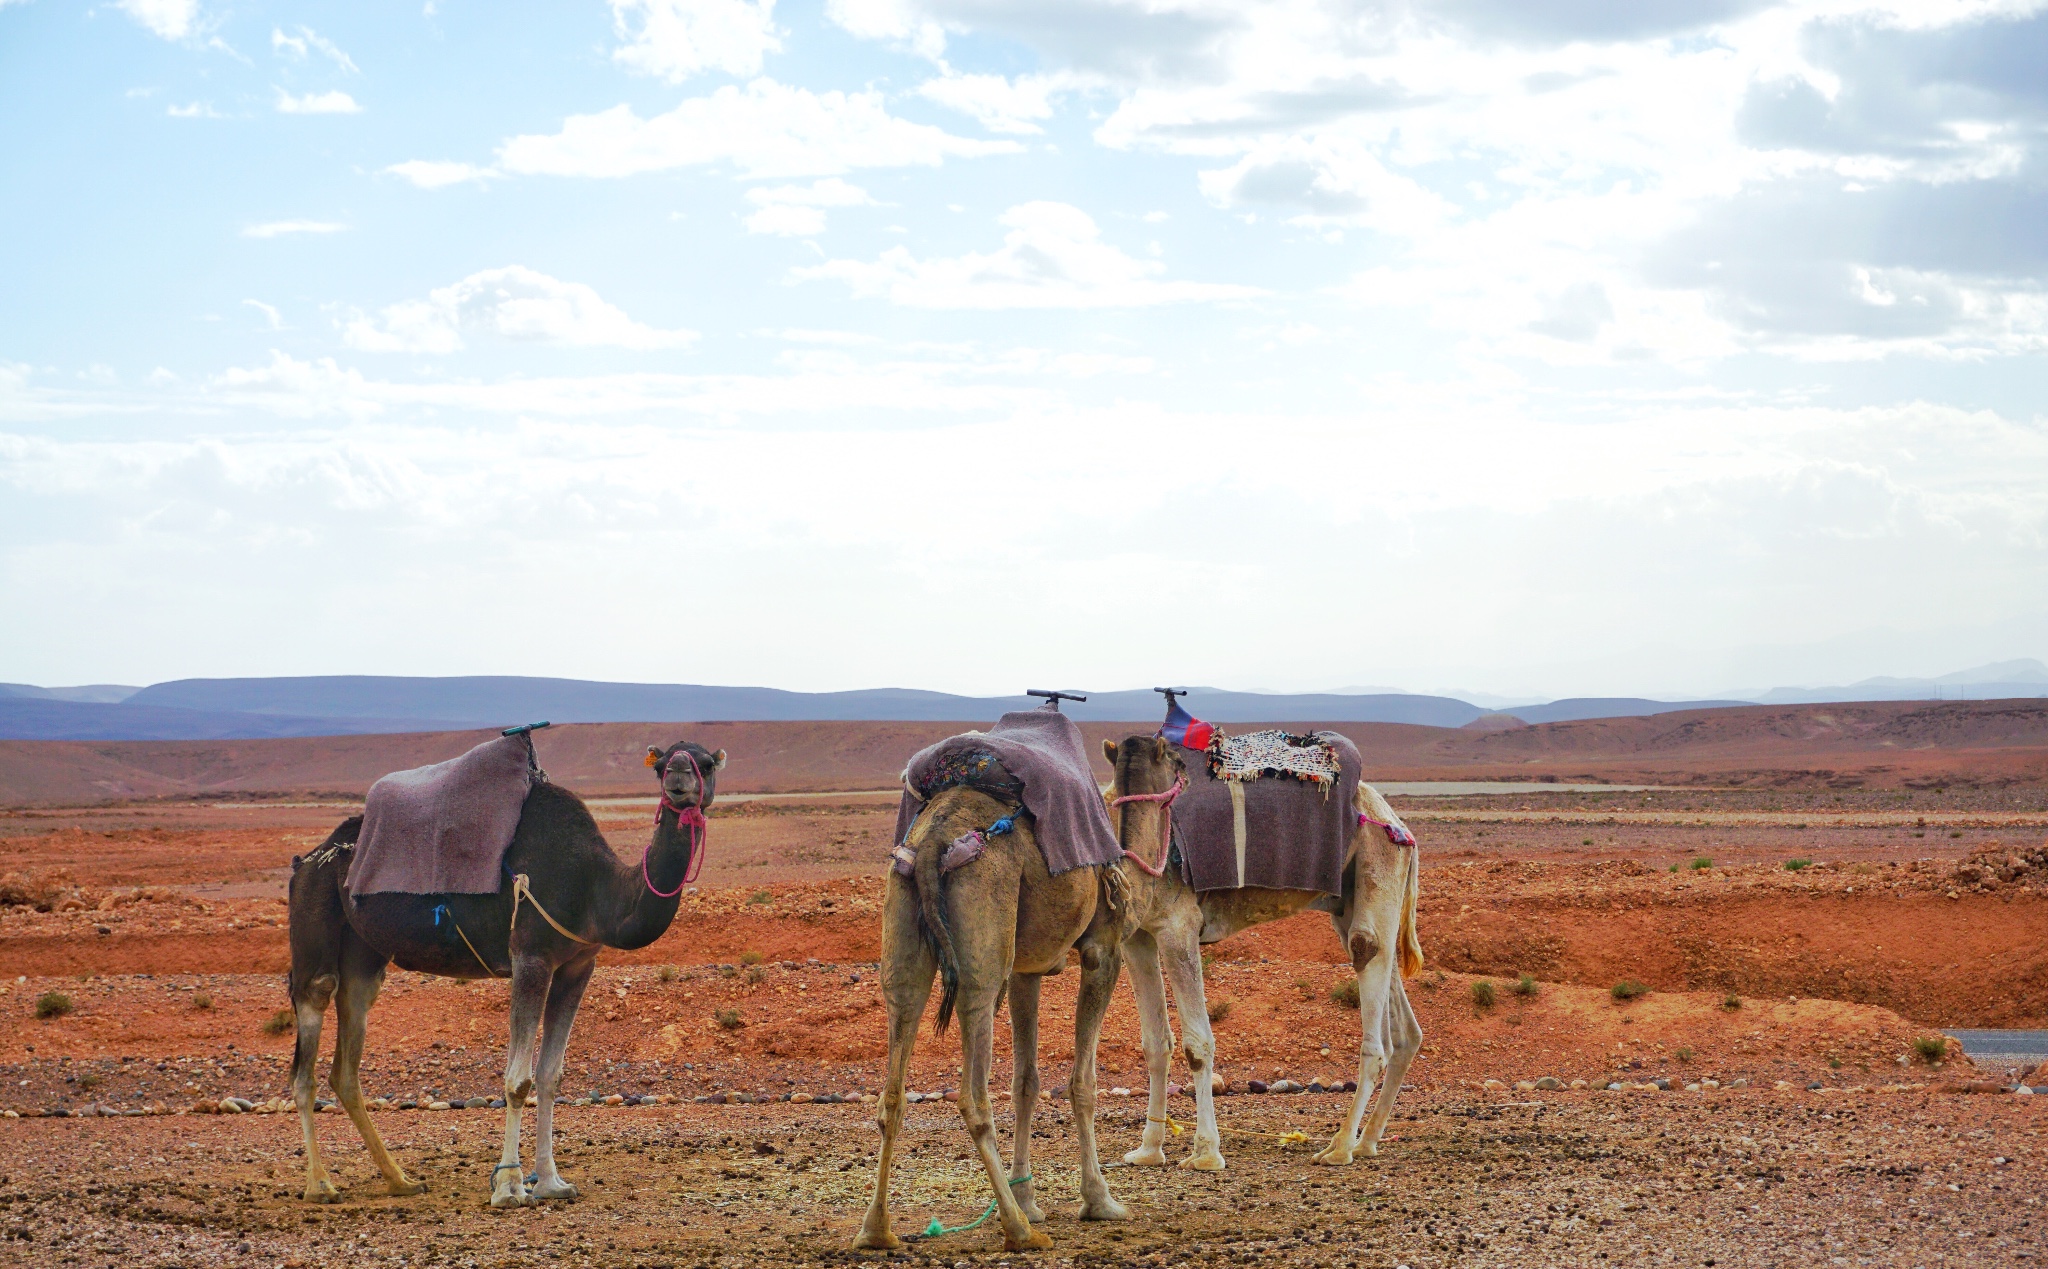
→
(1356, 784, 1424, 979)
(908, 812, 963, 1035)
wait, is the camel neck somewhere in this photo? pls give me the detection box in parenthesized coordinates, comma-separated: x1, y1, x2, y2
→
(601, 810, 693, 949)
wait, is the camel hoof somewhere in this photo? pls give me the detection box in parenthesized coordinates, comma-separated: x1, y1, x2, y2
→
(853, 1228, 902, 1251)
(489, 1189, 530, 1210)
(529, 1178, 579, 1202)
(1121, 1145, 1170, 1167)
(1004, 1226, 1056, 1251)
(302, 1179, 341, 1204)
(387, 1178, 428, 1198)
(1311, 1146, 1355, 1166)
(1078, 1196, 1131, 1223)
(1179, 1151, 1227, 1172)
(1020, 1199, 1047, 1224)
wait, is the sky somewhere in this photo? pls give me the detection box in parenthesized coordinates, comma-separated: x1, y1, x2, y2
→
(1, 0, 2045, 700)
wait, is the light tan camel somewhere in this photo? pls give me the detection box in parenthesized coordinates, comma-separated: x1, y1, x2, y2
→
(855, 787, 1129, 1253)
(1103, 735, 1423, 1171)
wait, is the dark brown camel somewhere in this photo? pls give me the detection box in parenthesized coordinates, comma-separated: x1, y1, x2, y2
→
(286, 739, 723, 1208)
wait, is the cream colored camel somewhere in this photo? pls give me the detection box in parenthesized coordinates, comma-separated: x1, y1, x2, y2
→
(1103, 735, 1423, 1171)
(855, 787, 1128, 1253)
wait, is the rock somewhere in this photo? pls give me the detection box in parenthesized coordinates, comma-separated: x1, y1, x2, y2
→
(428, 1101, 452, 1111)
(2015, 1086, 2034, 1096)
(1307, 1081, 1327, 1094)
(1534, 1077, 1565, 1091)
(1684, 1083, 1701, 1092)
(1514, 1081, 1536, 1092)
(1805, 1082, 1824, 1091)
(1247, 1080, 1269, 1094)
(1480, 1079, 1505, 1090)
(1701, 1079, 1720, 1089)
(399, 1099, 419, 1110)
(467, 1097, 490, 1109)
(1109, 1087, 1131, 1097)
(489, 1098, 506, 1109)
(1211, 1074, 1227, 1095)
(219, 1098, 247, 1113)
(905, 1091, 923, 1103)
(1569, 1080, 1587, 1090)
(790, 1092, 812, 1104)
(1727, 1079, 1748, 1089)
(1652, 1079, 1672, 1091)
(1270, 1080, 1303, 1094)
(943, 1089, 960, 1102)
(1166, 1083, 1182, 1098)
(1772, 1082, 1792, 1092)
(1604, 1082, 1623, 1092)
(602, 1094, 626, 1106)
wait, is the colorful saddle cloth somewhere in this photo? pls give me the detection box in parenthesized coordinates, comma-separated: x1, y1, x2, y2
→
(893, 704, 1122, 877)
(1170, 730, 1362, 895)
(347, 734, 538, 898)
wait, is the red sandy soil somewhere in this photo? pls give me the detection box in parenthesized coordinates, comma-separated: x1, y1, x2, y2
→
(5, 699, 2048, 807)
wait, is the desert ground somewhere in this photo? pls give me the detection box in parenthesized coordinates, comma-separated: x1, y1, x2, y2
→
(2, 704, 2046, 1266)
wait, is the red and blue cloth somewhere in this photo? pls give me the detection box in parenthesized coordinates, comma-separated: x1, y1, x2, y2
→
(1158, 698, 1215, 751)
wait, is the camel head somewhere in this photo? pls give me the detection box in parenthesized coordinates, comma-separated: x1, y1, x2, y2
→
(1102, 734, 1185, 853)
(644, 741, 727, 809)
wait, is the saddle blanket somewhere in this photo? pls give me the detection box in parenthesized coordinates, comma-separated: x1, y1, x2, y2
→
(1208, 729, 1343, 789)
(893, 705, 1122, 877)
(1172, 730, 1361, 896)
(347, 734, 537, 898)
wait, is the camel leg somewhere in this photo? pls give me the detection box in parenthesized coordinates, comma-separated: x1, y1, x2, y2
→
(528, 957, 594, 1202)
(329, 939, 425, 1197)
(957, 976, 1049, 1251)
(1316, 918, 1395, 1166)
(490, 955, 552, 1208)
(1071, 934, 1130, 1223)
(1119, 931, 1176, 1167)
(1157, 934, 1224, 1171)
(1355, 975, 1423, 1156)
(1006, 971, 1046, 1225)
(292, 972, 340, 1203)
(854, 896, 935, 1252)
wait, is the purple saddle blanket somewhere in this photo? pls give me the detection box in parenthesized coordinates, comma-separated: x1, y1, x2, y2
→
(893, 706, 1121, 877)
(1172, 731, 1360, 896)
(347, 735, 537, 898)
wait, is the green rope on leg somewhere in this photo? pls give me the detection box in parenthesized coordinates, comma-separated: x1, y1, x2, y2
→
(919, 1174, 1032, 1239)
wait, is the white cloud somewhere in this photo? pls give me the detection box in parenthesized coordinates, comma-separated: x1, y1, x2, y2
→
(117, 0, 199, 41)
(275, 87, 361, 115)
(271, 25, 359, 73)
(241, 220, 347, 238)
(166, 102, 224, 119)
(383, 160, 497, 189)
(611, 0, 781, 81)
(797, 201, 1265, 308)
(341, 266, 699, 353)
(917, 72, 1073, 135)
(242, 299, 285, 329)
(743, 177, 874, 235)
(497, 77, 1016, 180)
(823, 0, 945, 59)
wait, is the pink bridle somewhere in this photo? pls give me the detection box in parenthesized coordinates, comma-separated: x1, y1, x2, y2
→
(649, 747, 709, 897)
(1111, 770, 1186, 877)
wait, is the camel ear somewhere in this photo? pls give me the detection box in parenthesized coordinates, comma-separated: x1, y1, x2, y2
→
(1102, 739, 1118, 763)
(711, 749, 728, 772)
(644, 746, 663, 768)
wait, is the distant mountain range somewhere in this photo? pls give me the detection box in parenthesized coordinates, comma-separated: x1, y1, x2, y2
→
(0, 659, 2041, 742)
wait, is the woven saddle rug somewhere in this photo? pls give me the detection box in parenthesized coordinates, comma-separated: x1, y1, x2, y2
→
(348, 734, 539, 899)
(893, 705, 1122, 878)
(1171, 730, 1361, 896)
(1207, 729, 1344, 789)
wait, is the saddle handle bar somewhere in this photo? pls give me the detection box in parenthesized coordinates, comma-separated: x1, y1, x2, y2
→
(501, 721, 553, 737)
(1026, 689, 1088, 711)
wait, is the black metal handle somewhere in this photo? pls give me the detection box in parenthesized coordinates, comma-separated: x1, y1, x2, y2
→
(1154, 686, 1188, 706)
(501, 721, 552, 736)
(1025, 689, 1088, 711)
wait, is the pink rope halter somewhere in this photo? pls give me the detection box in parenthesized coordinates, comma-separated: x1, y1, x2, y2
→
(649, 747, 709, 897)
(1111, 770, 1186, 878)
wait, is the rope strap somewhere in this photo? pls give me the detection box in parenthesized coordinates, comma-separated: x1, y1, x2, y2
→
(918, 1174, 1032, 1239)
(511, 874, 601, 946)
(1112, 771, 1186, 877)
(435, 903, 505, 978)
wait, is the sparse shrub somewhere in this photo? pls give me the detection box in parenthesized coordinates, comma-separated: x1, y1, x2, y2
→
(1207, 998, 1234, 1023)
(658, 965, 679, 983)
(1674, 1047, 1694, 1063)
(1471, 980, 1496, 1010)
(718, 964, 738, 979)
(1912, 1035, 1948, 1065)
(1329, 979, 1360, 1008)
(34, 990, 72, 1019)
(264, 1009, 294, 1035)
(78, 1071, 102, 1090)
(739, 950, 764, 966)
(748, 890, 772, 905)
(1950, 831, 1963, 839)
(1784, 859, 1812, 871)
(716, 1009, 744, 1031)
(1690, 858, 1713, 871)
(1512, 973, 1539, 997)
(1669, 864, 1680, 873)
(745, 966, 769, 985)
(1829, 1056, 1842, 1069)
(1421, 970, 1444, 992)
(1582, 839, 1593, 846)
(191, 992, 213, 1011)
(1611, 980, 1649, 1001)
(1722, 993, 1742, 1010)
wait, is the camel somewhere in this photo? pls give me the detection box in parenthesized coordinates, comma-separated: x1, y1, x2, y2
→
(855, 786, 1129, 1253)
(1103, 734, 1423, 1171)
(285, 738, 723, 1208)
